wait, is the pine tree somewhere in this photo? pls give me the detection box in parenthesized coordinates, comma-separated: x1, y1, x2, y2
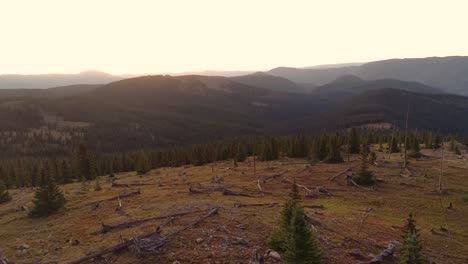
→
(353, 150, 374, 185)
(283, 205, 323, 264)
(325, 136, 343, 163)
(390, 137, 399, 153)
(268, 179, 301, 252)
(29, 176, 66, 217)
(408, 138, 422, 158)
(78, 143, 93, 180)
(0, 179, 12, 203)
(400, 214, 424, 264)
(349, 128, 360, 154)
(136, 150, 151, 175)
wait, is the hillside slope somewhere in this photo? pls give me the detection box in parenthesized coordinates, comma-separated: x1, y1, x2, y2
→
(0, 152, 467, 263)
(269, 56, 468, 95)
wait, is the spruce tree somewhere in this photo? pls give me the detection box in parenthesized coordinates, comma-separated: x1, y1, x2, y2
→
(29, 176, 66, 217)
(349, 128, 360, 154)
(0, 179, 12, 203)
(268, 179, 301, 252)
(136, 150, 151, 175)
(390, 137, 399, 153)
(400, 214, 424, 264)
(408, 138, 422, 158)
(325, 136, 343, 163)
(78, 143, 93, 180)
(353, 150, 374, 185)
(284, 205, 323, 264)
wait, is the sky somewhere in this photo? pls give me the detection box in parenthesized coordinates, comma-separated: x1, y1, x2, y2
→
(1, 0, 467, 75)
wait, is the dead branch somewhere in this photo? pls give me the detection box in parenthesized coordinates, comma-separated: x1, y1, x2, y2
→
(84, 191, 141, 206)
(329, 167, 352, 181)
(282, 177, 313, 193)
(357, 208, 373, 234)
(70, 207, 219, 264)
(256, 180, 264, 196)
(369, 243, 395, 263)
(234, 202, 278, 208)
(101, 208, 207, 233)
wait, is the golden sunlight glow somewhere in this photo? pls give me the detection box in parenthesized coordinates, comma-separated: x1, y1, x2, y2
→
(1, 0, 467, 74)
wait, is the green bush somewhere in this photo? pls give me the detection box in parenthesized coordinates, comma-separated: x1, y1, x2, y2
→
(462, 195, 468, 203)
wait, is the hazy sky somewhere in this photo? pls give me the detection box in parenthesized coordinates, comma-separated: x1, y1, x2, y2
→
(1, 0, 467, 74)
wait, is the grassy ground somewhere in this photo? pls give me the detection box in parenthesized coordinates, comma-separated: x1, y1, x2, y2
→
(0, 149, 467, 264)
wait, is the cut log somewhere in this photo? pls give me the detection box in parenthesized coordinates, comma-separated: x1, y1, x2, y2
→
(85, 190, 141, 207)
(329, 167, 352, 181)
(101, 208, 206, 233)
(70, 207, 219, 263)
(234, 202, 278, 208)
(369, 243, 396, 263)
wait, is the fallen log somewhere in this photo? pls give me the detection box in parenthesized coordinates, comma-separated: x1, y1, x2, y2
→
(70, 207, 219, 263)
(304, 205, 325, 209)
(283, 177, 314, 193)
(234, 202, 278, 208)
(262, 170, 288, 183)
(369, 243, 395, 263)
(329, 167, 352, 181)
(101, 208, 207, 233)
(222, 189, 258, 197)
(111, 182, 156, 188)
(84, 190, 141, 206)
(188, 186, 225, 194)
(349, 179, 374, 191)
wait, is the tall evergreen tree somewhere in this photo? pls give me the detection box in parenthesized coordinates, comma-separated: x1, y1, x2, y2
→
(78, 143, 93, 180)
(349, 128, 360, 154)
(29, 176, 66, 218)
(325, 136, 343, 163)
(136, 150, 151, 175)
(353, 150, 374, 185)
(400, 214, 424, 264)
(283, 205, 323, 264)
(389, 136, 399, 153)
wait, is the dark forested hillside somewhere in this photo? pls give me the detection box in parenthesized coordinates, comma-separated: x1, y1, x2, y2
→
(230, 72, 314, 93)
(322, 88, 468, 132)
(0, 74, 468, 156)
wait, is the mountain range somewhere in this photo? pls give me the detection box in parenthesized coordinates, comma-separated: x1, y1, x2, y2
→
(1, 56, 468, 152)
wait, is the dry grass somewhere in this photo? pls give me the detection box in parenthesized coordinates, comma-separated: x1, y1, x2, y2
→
(1, 151, 467, 264)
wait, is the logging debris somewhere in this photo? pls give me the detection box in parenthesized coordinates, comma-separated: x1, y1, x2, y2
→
(69, 207, 220, 264)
